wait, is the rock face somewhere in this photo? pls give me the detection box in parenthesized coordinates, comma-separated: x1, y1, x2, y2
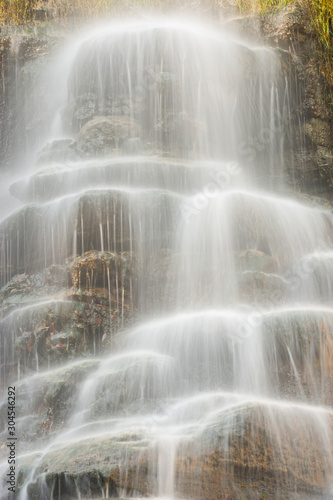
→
(0, 360, 99, 443)
(222, 2, 333, 197)
(175, 404, 333, 499)
(236, 250, 286, 304)
(76, 116, 142, 157)
(260, 3, 333, 197)
(0, 252, 136, 387)
(73, 92, 98, 126)
(36, 139, 80, 166)
(235, 249, 278, 273)
(238, 270, 287, 304)
(1, 7, 333, 500)
(0, 34, 64, 172)
(16, 434, 155, 499)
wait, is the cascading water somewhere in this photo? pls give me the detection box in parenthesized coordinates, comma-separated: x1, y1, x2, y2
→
(1, 17, 333, 500)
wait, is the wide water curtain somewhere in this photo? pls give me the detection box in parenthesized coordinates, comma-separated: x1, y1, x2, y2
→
(0, 19, 333, 500)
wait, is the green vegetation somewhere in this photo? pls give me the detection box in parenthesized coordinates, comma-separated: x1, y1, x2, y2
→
(307, 0, 333, 86)
(0, 0, 332, 86)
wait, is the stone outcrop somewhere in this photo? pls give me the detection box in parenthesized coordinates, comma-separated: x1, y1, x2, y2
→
(260, 2, 333, 196)
(0, 360, 99, 447)
(1, 5, 333, 499)
(76, 116, 142, 157)
(175, 403, 333, 499)
(0, 34, 65, 172)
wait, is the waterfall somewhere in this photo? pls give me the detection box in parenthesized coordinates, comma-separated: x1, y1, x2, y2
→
(0, 17, 333, 500)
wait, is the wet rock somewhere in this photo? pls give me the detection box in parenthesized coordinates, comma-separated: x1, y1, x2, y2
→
(1, 188, 176, 277)
(43, 263, 68, 288)
(0, 360, 99, 446)
(69, 250, 136, 317)
(303, 118, 332, 149)
(32, 6, 53, 21)
(9, 157, 197, 204)
(99, 94, 136, 116)
(175, 111, 208, 156)
(0, 284, 113, 382)
(86, 353, 178, 421)
(235, 249, 278, 273)
(0, 265, 68, 314)
(262, 311, 333, 405)
(17, 434, 154, 499)
(0, 204, 44, 277)
(238, 271, 287, 304)
(260, 2, 333, 196)
(74, 92, 97, 126)
(13, 300, 112, 369)
(14, 400, 333, 499)
(262, 3, 307, 49)
(0, 35, 64, 172)
(20, 470, 111, 500)
(223, 4, 333, 196)
(70, 250, 135, 289)
(122, 137, 144, 154)
(175, 402, 333, 499)
(36, 139, 79, 166)
(76, 116, 142, 157)
(152, 110, 209, 157)
(0, 273, 33, 303)
(145, 249, 180, 312)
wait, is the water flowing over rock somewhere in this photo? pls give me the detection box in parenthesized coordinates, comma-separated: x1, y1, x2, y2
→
(0, 15, 333, 500)
(76, 116, 142, 157)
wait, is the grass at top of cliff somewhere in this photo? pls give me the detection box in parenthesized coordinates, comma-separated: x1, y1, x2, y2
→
(307, 0, 333, 85)
(0, 0, 157, 25)
(235, 0, 333, 89)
